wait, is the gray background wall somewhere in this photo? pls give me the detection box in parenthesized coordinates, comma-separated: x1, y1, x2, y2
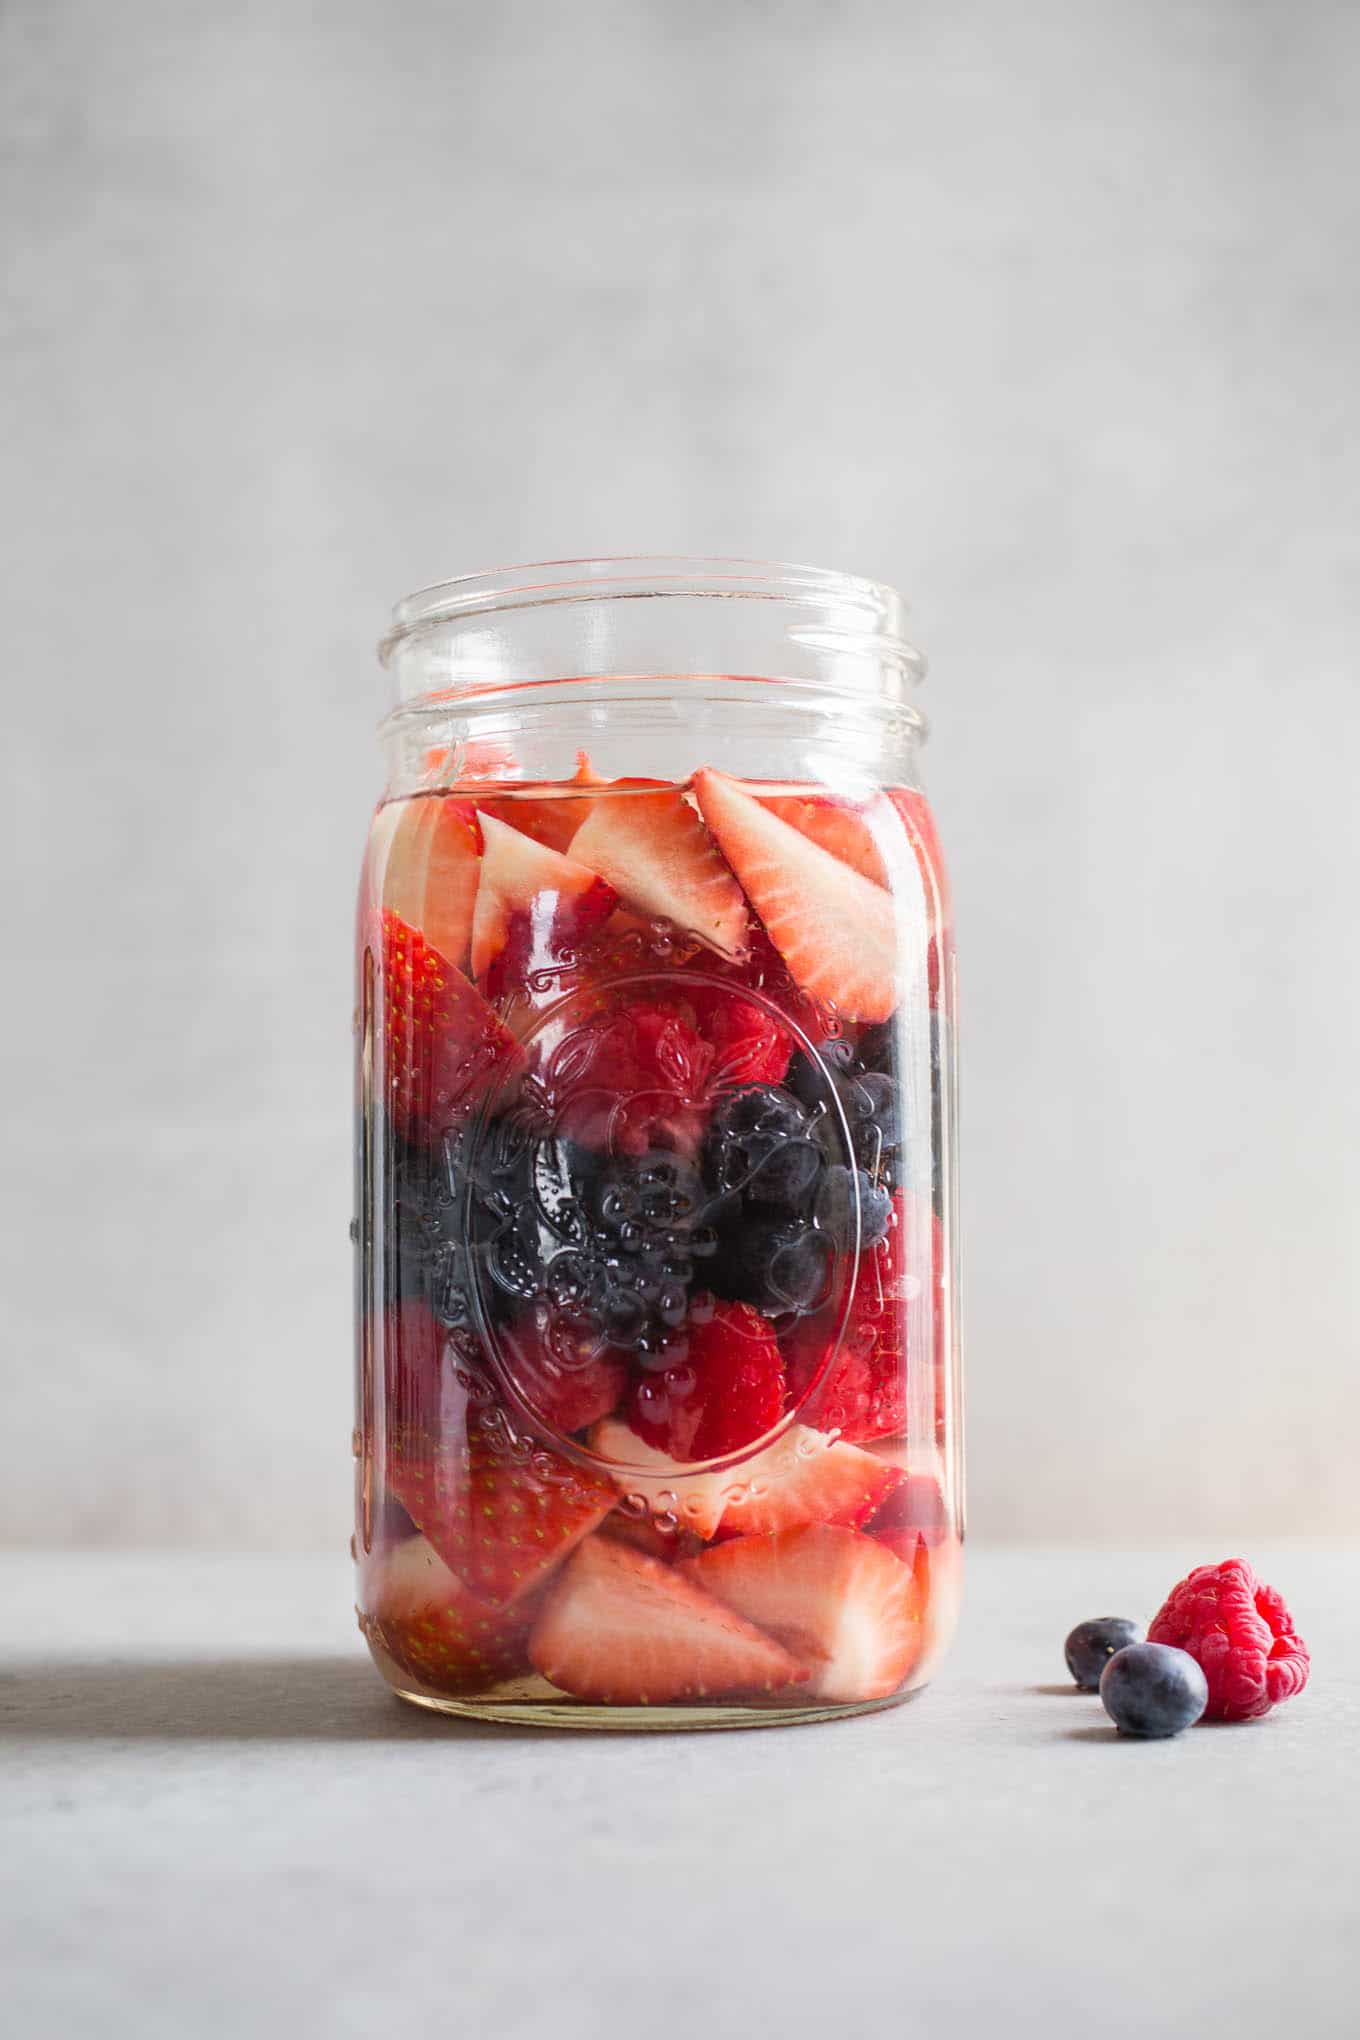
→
(3, 0, 1356, 1548)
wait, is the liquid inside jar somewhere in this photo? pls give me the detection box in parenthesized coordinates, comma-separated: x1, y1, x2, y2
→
(354, 756, 960, 1725)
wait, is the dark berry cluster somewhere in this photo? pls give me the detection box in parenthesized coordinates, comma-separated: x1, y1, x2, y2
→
(385, 1030, 908, 1384)
(536, 1146, 716, 1363)
(702, 1033, 904, 1317)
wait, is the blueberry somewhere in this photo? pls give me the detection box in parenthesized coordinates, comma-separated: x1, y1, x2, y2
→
(854, 1022, 894, 1074)
(787, 1037, 858, 1113)
(386, 1135, 515, 1329)
(1064, 1616, 1145, 1692)
(1099, 1643, 1208, 1738)
(846, 1071, 901, 1167)
(704, 1085, 822, 1213)
(712, 1216, 832, 1316)
(814, 1164, 892, 1251)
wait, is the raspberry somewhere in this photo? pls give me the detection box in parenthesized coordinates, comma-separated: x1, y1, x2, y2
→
(547, 988, 794, 1157)
(1147, 1558, 1310, 1722)
(629, 1299, 786, 1461)
(689, 985, 793, 1087)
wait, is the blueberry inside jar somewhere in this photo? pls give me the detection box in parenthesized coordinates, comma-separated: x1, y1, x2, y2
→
(354, 559, 961, 1725)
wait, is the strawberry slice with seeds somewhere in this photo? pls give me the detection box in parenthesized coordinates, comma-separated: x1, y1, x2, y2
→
(528, 1533, 807, 1703)
(471, 813, 617, 987)
(388, 1401, 616, 1609)
(694, 770, 899, 1022)
(363, 1534, 535, 1693)
(568, 787, 748, 958)
(381, 909, 524, 1142)
(682, 1523, 924, 1701)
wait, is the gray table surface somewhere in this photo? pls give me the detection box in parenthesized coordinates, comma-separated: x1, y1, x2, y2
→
(2, 1546, 1355, 2038)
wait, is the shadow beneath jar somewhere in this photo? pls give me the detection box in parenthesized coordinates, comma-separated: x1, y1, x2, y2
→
(0, 1656, 578, 1745)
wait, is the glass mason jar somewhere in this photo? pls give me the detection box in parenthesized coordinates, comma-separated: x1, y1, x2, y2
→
(353, 558, 961, 1727)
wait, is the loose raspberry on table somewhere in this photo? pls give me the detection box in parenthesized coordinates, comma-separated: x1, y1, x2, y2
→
(1147, 1557, 1310, 1722)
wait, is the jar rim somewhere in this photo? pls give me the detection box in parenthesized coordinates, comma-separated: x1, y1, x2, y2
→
(378, 554, 923, 676)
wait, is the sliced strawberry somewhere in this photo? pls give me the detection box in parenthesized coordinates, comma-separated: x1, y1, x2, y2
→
(381, 909, 524, 1142)
(587, 1418, 737, 1539)
(682, 1524, 924, 1702)
(693, 770, 899, 1023)
(498, 1313, 628, 1436)
(759, 793, 890, 888)
(629, 1300, 785, 1461)
(377, 794, 481, 972)
(716, 1423, 900, 1538)
(471, 813, 617, 985)
(568, 788, 748, 958)
(587, 1416, 897, 1538)
(598, 1510, 706, 1564)
(475, 754, 607, 854)
(866, 1471, 951, 1549)
(388, 1401, 616, 1608)
(364, 1534, 534, 1693)
(528, 1533, 807, 1703)
(785, 1193, 944, 1444)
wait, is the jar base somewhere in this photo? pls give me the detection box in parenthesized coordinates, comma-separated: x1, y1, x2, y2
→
(388, 1683, 922, 1732)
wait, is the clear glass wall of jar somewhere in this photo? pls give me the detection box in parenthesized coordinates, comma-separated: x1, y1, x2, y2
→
(354, 560, 961, 1727)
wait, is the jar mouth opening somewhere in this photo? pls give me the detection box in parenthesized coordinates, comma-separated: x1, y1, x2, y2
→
(378, 554, 923, 677)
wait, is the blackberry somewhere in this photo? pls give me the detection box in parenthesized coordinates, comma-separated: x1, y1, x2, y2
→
(384, 1123, 534, 1330)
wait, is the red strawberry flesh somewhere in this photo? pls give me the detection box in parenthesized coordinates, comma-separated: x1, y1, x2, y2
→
(364, 1533, 535, 1694)
(381, 909, 524, 1143)
(694, 769, 899, 1023)
(528, 1533, 807, 1704)
(387, 1396, 616, 1609)
(471, 812, 617, 986)
(683, 1523, 924, 1702)
(568, 787, 748, 957)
